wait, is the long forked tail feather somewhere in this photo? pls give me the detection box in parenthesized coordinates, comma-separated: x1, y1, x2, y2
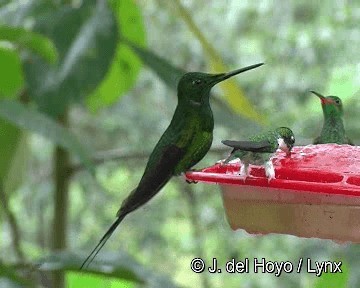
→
(80, 213, 126, 269)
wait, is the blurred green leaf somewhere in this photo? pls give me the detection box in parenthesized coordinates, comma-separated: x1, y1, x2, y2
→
(314, 260, 349, 288)
(125, 40, 185, 90)
(39, 252, 144, 284)
(39, 251, 179, 288)
(0, 25, 58, 64)
(86, 253, 179, 288)
(172, 0, 265, 125)
(0, 46, 26, 195)
(0, 47, 23, 97)
(20, 0, 118, 116)
(67, 272, 135, 288)
(0, 263, 32, 287)
(0, 100, 95, 174)
(0, 121, 20, 183)
(0, 127, 28, 199)
(3, 133, 28, 194)
(125, 41, 254, 129)
(86, 0, 146, 112)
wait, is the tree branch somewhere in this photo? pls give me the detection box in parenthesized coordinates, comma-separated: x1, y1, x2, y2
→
(0, 186, 25, 261)
(69, 146, 228, 174)
(51, 112, 71, 288)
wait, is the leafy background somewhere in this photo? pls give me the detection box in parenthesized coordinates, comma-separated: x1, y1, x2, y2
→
(0, 0, 359, 287)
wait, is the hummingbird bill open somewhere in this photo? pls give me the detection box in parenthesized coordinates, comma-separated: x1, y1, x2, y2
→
(80, 62, 264, 268)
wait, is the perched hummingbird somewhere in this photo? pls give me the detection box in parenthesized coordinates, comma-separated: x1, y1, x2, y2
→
(221, 127, 295, 180)
(311, 90, 353, 145)
(81, 63, 264, 268)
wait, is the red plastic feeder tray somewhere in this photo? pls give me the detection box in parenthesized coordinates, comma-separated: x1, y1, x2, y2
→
(185, 144, 360, 242)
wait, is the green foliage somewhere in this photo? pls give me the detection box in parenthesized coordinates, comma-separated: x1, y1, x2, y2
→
(18, 0, 118, 116)
(39, 252, 144, 284)
(39, 251, 180, 288)
(0, 263, 32, 288)
(171, 0, 265, 124)
(0, 25, 58, 64)
(314, 261, 349, 288)
(87, 0, 146, 111)
(0, 0, 150, 286)
(1, 133, 27, 195)
(0, 99, 95, 174)
(126, 40, 185, 90)
(0, 47, 24, 193)
(67, 273, 135, 288)
(0, 1, 359, 288)
(0, 47, 23, 97)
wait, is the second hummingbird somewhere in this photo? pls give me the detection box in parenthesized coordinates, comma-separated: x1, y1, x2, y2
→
(221, 127, 295, 180)
(311, 90, 353, 145)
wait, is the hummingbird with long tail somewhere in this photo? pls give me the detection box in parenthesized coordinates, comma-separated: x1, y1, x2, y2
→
(81, 63, 264, 268)
(311, 90, 353, 145)
(221, 127, 295, 180)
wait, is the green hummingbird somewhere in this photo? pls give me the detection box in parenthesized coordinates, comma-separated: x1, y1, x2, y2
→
(81, 63, 264, 268)
(311, 90, 353, 145)
(221, 127, 295, 180)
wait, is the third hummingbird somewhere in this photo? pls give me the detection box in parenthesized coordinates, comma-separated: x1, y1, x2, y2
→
(311, 90, 353, 145)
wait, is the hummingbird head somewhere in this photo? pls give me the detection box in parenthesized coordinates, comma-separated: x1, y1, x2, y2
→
(275, 127, 295, 155)
(177, 63, 264, 107)
(310, 91, 344, 117)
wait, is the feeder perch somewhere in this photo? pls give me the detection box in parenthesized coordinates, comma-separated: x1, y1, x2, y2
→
(185, 144, 360, 242)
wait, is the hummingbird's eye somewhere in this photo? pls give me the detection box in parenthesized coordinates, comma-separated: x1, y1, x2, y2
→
(335, 99, 341, 105)
(192, 79, 202, 85)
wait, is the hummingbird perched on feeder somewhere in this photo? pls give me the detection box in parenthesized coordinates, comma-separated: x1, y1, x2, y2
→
(221, 127, 295, 180)
(80, 63, 264, 268)
(311, 90, 353, 145)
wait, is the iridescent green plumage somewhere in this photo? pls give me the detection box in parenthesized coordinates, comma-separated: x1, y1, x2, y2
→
(222, 127, 295, 179)
(81, 63, 264, 268)
(311, 91, 353, 145)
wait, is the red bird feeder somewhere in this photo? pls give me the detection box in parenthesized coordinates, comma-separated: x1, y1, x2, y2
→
(185, 144, 360, 242)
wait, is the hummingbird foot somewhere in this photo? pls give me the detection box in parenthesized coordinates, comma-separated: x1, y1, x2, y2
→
(239, 162, 249, 183)
(181, 172, 198, 184)
(218, 154, 232, 166)
(265, 160, 275, 182)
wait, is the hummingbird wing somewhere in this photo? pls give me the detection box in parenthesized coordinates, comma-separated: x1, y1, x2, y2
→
(118, 144, 185, 216)
(81, 144, 185, 269)
(222, 140, 273, 153)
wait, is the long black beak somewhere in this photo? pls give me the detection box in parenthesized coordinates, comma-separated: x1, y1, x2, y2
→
(211, 62, 264, 85)
(310, 90, 325, 99)
(310, 90, 330, 104)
